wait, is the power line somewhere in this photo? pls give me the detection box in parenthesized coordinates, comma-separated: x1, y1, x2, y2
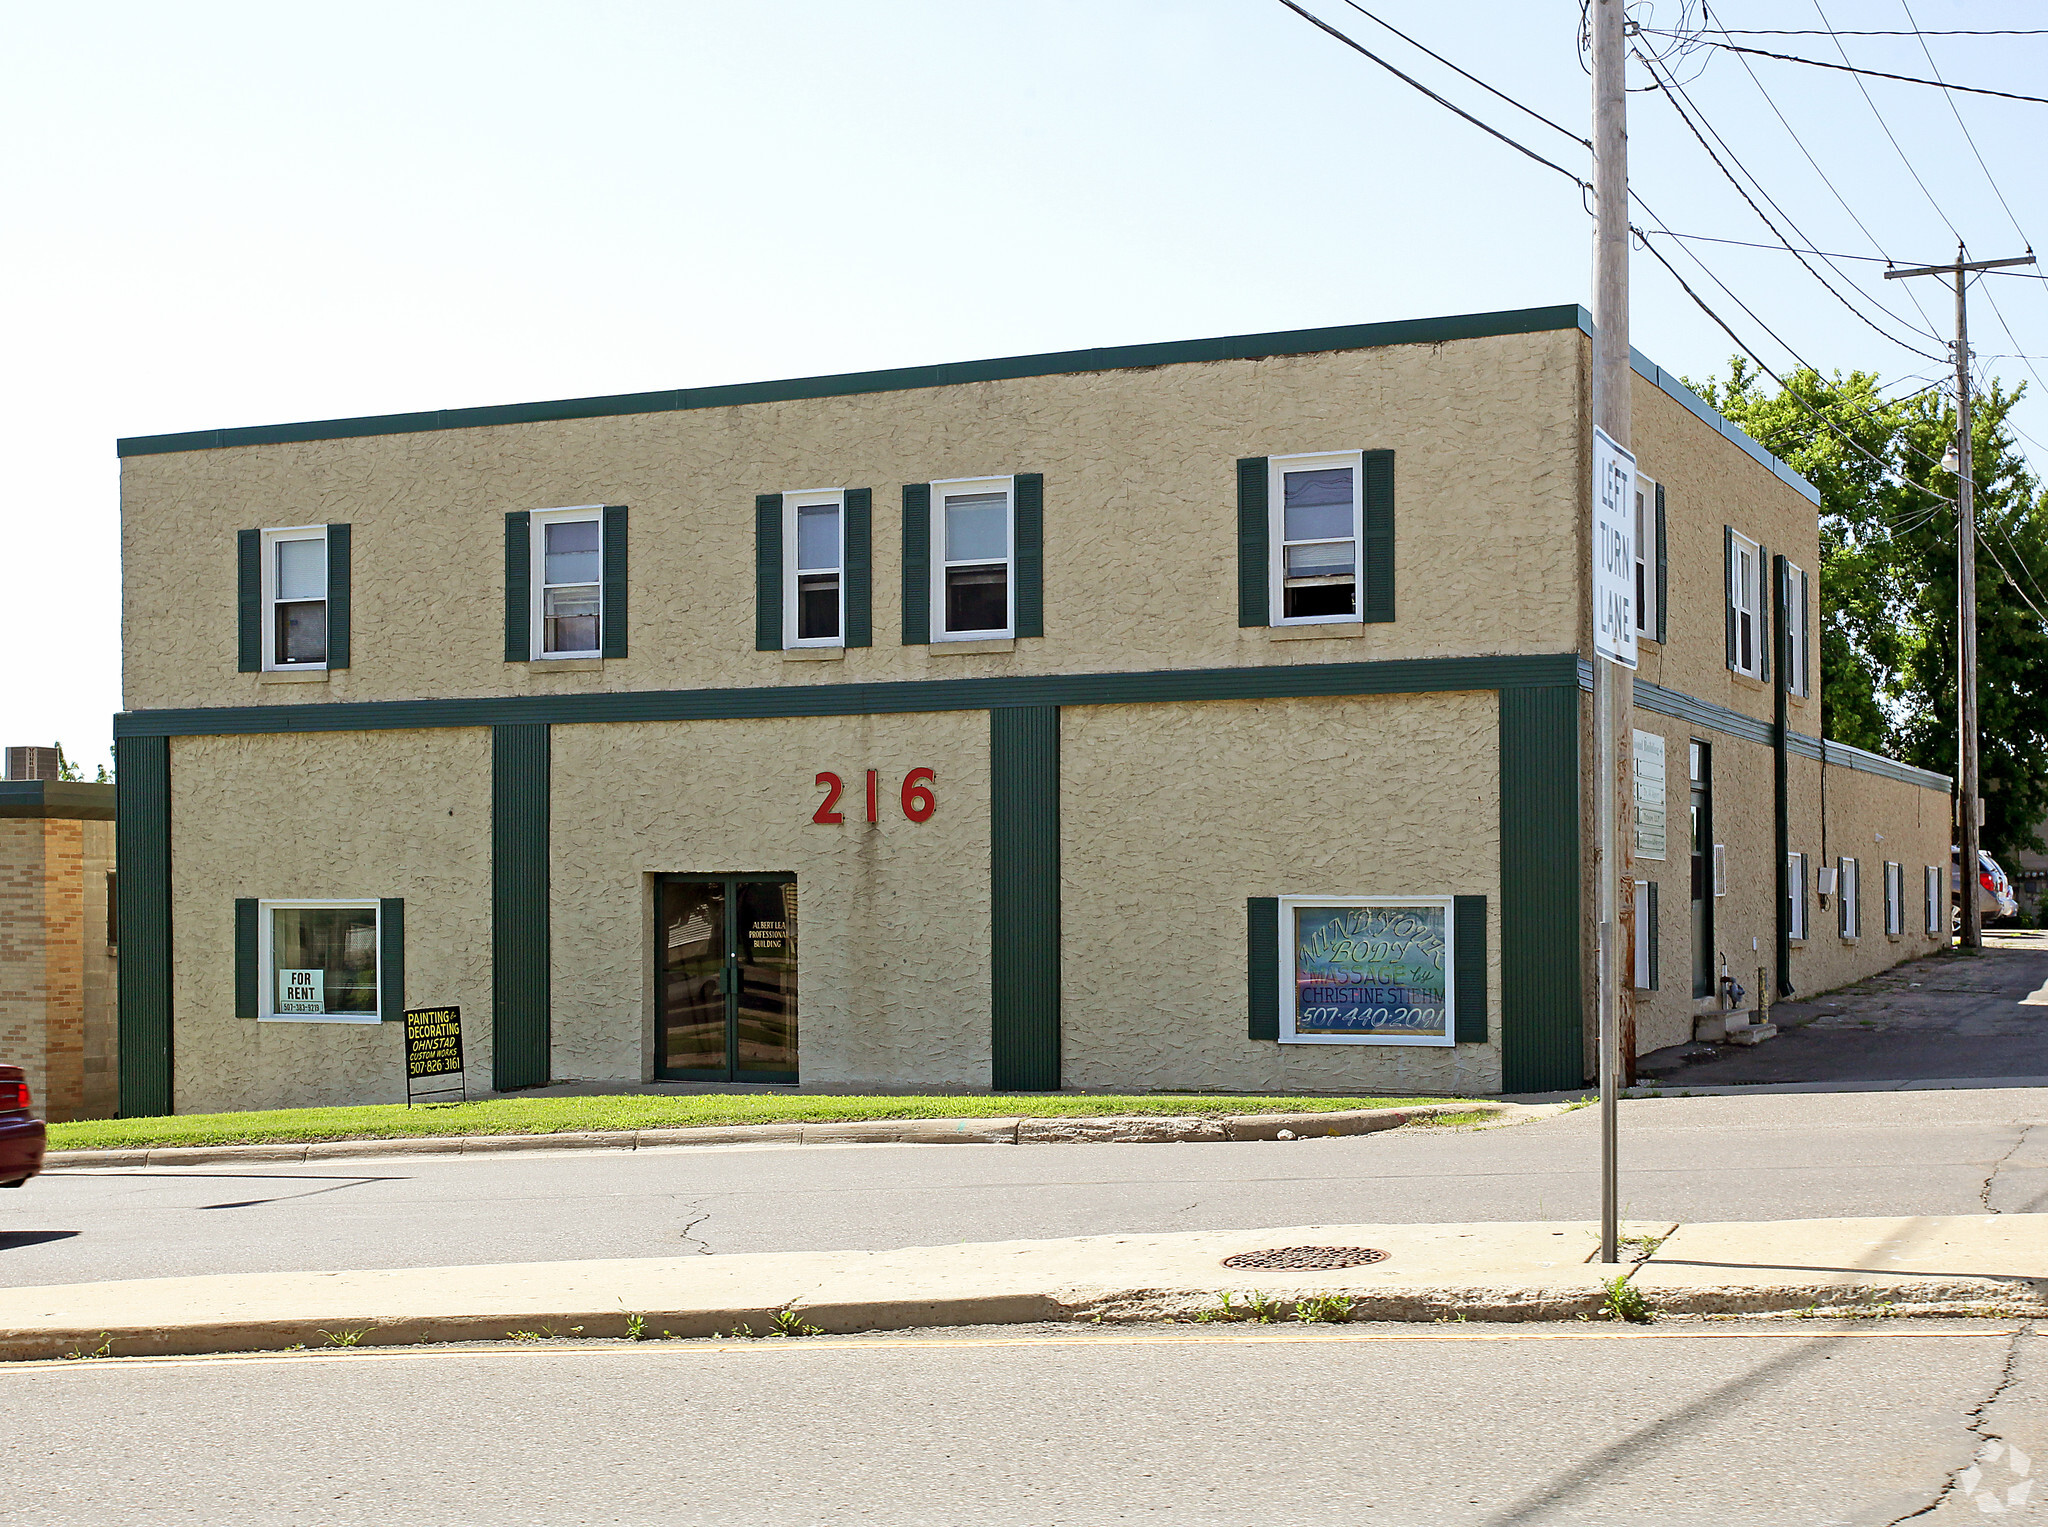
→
(1668, 28, 2048, 38)
(1666, 36, 2048, 105)
(1267, 0, 1588, 188)
(1329, 0, 1588, 148)
(1810, 0, 1964, 244)
(1899, 0, 2032, 247)
(1632, 45, 1946, 358)
(1650, 230, 1906, 264)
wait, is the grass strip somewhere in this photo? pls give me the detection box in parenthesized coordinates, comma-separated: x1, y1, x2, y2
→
(48, 1093, 1470, 1153)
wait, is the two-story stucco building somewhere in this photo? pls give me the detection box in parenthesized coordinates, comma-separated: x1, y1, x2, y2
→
(112, 304, 1952, 1115)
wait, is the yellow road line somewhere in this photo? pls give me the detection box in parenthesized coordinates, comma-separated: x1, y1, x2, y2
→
(2, 1323, 2018, 1375)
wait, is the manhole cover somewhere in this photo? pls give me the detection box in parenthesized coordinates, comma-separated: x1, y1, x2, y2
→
(1221, 1245, 1388, 1270)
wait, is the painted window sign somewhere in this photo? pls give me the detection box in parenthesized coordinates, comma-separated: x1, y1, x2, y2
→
(1280, 897, 1453, 1047)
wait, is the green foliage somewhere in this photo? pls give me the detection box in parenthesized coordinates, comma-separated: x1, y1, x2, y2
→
(1694, 360, 2048, 858)
(63, 1332, 114, 1361)
(1599, 1275, 1655, 1324)
(1291, 1293, 1355, 1324)
(624, 1313, 648, 1341)
(319, 1328, 368, 1347)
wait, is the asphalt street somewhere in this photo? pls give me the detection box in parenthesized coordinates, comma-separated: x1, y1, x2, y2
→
(6, 1087, 2044, 1288)
(6, 1322, 2041, 1526)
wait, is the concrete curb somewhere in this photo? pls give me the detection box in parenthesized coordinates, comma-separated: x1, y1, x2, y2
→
(42, 1101, 1514, 1171)
(2, 1213, 2040, 1363)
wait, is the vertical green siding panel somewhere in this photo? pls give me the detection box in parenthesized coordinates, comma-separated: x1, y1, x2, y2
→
(325, 523, 351, 669)
(1646, 881, 1661, 992)
(1799, 570, 1811, 695)
(1246, 897, 1279, 1041)
(492, 725, 550, 1090)
(844, 488, 873, 647)
(1453, 894, 1487, 1042)
(1498, 686, 1583, 1093)
(990, 705, 1060, 1090)
(901, 484, 931, 645)
(116, 734, 173, 1117)
(1363, 449, 1396, 623)
(601, 505, 628, 659)
(237, 529, 262, 672)
(1653, 484, 1667, 645)
(754, 494, 782, 651)
(1757, 542, 1771, 684)
(1236, 458, 1269, 627)
(1773, 554, 1792, 996)
(1013, 472, 1044, 639)
(234, 898, 258, 1020)
(503, 512, 531, 662)
(1723, 525, 1736, 670)
(380, 897, 406, 1020)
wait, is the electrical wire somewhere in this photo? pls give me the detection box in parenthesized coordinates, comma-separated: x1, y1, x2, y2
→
(1900, 0, 2032, 247)
(1267, 0, 1588, 189)
(1809, 0, 1964, 243)
(1665, 36, 2048, 105)
(1667, 28, 2048, 38)
(1649, 230, 1903, 264)
(1632, 45, 1947, 359)
(1329, 0, 1589, 148)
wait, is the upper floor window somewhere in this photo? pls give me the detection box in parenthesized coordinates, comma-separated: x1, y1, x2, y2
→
(264, 527, 327, 668)
(1782, 558, 1810, 696)
(1633, 474, 1659, 641)
(933, 477, 1013, 640)
(532, 507, 601, 657)
(1270, 452, 1361, 624)
(786, 492, 844, 646)
(1728, 530, 1762, 678)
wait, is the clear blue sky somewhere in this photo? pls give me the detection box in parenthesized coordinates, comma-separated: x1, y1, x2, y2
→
(5, 0, 2045, 768)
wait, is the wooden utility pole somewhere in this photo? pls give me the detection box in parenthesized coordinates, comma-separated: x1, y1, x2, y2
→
(1885, 248, 2036, 950)
(1590, 0, 1631, 1267)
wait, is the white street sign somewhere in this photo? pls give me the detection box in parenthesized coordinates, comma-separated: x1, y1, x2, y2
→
(1592, 426, 1638, 669)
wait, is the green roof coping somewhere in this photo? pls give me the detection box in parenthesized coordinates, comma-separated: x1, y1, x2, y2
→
(0, 780, 117, 820)
(114, 301, 1817, 503)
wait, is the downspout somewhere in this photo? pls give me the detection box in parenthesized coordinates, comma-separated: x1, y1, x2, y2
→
(1773, 555, 1793, 997)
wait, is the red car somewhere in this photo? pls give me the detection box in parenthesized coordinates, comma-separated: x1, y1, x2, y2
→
(0, 1066, 44, 1188)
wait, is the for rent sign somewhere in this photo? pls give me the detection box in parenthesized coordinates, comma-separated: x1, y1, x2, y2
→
(1592, 426, 1638, 669)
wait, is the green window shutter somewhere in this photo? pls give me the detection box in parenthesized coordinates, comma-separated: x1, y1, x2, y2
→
(755, 494, 783, 651)
(237, 529, 262, 672)
(1758, 542, 1771, 683)
(504, 512, 531, 662)
(1247, 897, 1279, 1040)
(1453, 894, 1487, 1041)
(844, 488, 873, 647)
(379, 898, 405, 1020)
(601, 505, 628, 659)
(1654, 484, 1668, 644)
(1013, 472, 1044, 638)
(1236, 458, 1269, 627)
(1363, 450, 1396, 623)
(234, 898, 258, 1019)
(1799, 569, 1811, 694)
(1723, 526, 1736, 670)
(901, 483, 931, 645)
(325, 523, 351, 670)
(1646, 882, 1660, 991)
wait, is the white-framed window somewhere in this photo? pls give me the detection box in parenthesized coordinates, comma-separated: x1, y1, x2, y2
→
(1632, 729, 1667, 860)
(260, 899, 380, 1023)
(1729, 530, 1762, 677)
(530, 506, 603, 658)
(931, 476, 1013, 640)
(1838, 856, 1861, 938)
(1782, 558, 1809, 696)
(1788, 851, 1808, 941)
(782, 490, 845, 647)
(1926, 865, 1943, 934)
(1884, 861, 1904, 936)
(1633, 474, 1659, 641)
(1278, 895, 1453, 1047)
(262, 526, 327, 669)
(1269, 452, 1364, 625)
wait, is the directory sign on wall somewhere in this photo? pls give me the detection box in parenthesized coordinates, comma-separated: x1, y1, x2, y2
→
(1280, 899, 1453, 1047)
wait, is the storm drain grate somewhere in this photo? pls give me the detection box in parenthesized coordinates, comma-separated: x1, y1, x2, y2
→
(1221, 1246, 1388, 1270)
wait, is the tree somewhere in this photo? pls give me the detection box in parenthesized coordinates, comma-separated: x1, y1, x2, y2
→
(1692, 360, 2048, 860)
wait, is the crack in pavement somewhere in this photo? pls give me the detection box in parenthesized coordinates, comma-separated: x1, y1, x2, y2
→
(1886, 1323, 2035, 1523)
(1981, 1124, 2036, 1213)
(673, 1200, 713, 1256)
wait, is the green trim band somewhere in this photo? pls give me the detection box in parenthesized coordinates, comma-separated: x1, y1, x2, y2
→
(115, 735, 173, 1117)
(1498, 686, 1584, 1094)
(117, 653, 1584, 738)
(491, 725, 551, 1091)
(0, 781, 116, 820)
(990, 706, 1061, 1090)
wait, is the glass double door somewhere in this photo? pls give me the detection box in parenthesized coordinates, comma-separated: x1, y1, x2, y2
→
(657, 875, 798, 1082)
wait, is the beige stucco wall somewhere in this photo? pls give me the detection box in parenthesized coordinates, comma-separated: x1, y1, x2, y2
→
(168, 729, 492, 1113)
(548, 712, 992, 1088)
(1061, 692, 1501, 1096)
(122, 328, 1585, 714)
(1793, 755, 1949, 995)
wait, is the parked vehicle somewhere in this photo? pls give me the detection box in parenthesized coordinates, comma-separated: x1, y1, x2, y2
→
(1952, 845, 2020, 928)
(0, 1066, 44, 1188)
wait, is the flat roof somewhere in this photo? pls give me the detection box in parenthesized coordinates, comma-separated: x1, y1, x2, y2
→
(115, 303, 1817, 503)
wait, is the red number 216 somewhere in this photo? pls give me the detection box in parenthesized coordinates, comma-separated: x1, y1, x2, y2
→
(813, 769, 935, 824)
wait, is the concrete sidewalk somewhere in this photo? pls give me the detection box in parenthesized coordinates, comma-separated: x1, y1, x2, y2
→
(2, 1214, 2042, 1361)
